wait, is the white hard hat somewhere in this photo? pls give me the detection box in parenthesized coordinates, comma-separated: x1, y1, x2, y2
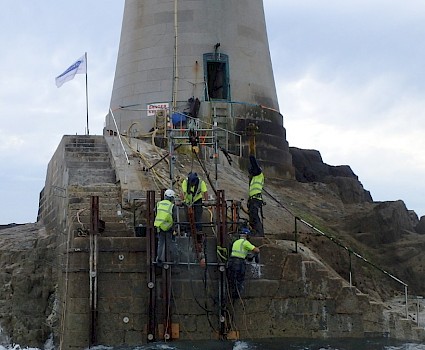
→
(164, 189, 175, 199)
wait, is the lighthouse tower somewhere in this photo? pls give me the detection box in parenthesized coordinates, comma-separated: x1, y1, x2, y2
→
(107, 0, 294, 178)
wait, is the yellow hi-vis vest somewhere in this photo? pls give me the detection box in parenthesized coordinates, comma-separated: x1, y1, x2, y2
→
(154, 199, 174, 231)
(182, 179, 206, 204)
(231, 238, 255, 259)
(249, 172, 264, 198)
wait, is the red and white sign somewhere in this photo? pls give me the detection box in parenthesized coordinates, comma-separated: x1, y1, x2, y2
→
(147, 102, 169, 117)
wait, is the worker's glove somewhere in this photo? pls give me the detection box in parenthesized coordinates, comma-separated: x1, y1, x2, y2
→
(254, 253, 260, 264)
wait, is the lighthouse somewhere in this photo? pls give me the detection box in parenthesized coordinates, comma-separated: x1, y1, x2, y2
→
(107, 0, 294, 178)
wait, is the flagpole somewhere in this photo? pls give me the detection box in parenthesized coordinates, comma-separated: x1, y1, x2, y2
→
(85, 52, 89, 135)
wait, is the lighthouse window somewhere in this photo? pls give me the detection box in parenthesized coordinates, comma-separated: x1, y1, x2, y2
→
(203, 53, 230, 101)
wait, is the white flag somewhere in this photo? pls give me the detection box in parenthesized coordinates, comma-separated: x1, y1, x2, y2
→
(55, 54, 86, 88)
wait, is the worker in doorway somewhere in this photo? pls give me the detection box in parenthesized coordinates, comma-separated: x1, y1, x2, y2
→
(227, 227, 260, 299)
(154, 189, 177, 265)
(181, 172, 208, 232)
(247, 155, 264, 236)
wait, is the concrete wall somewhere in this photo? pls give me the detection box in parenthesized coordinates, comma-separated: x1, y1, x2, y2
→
(59, 236, 425, 348)
(62, 238, 146, 349)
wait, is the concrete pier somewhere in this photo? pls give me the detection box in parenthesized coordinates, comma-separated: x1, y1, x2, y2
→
(33, 135, 425, 348)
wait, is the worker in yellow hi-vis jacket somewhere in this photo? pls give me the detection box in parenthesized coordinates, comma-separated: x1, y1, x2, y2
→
(181, 172, 208, 232)
(247, 156, 264, 236)
(154, 189, 177, 264)
(227, 227, 260, 299)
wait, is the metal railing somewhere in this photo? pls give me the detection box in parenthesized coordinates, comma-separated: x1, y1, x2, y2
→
(410, 295, 424, 327)
(107, 98, 285, 159)
(294, 216, 409, 319)
(108, 108, 130, 165)
(261, 186, 411, 320)
(169, 111, 242, 158)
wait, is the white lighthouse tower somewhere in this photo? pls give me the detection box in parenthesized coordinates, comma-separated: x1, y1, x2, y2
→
(107, 0, 294, 178)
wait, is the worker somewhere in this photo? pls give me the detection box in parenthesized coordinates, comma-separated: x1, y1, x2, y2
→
(181, 172, 208, 232)
(227, 227, 260, 299)
(154, 189, 177, 265)
(247, 155, 264, 236)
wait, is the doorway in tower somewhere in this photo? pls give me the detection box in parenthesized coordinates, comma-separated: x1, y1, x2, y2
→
(203, 53, 230, 101)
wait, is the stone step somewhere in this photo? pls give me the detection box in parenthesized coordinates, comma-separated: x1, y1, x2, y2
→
(69, 213, 128, 225)
(68, 170, 116, 185)
(72, 236, 146, 251)
(65, 147, 109, 154)
(68, 195, 121, 203)
(72, 219, 128, 230)
(68, 203, 123, 215)
(71, 219, 132, 235)
(65, 146, 109, 154)
(66, 136, 106, 145)
(67, 161, 113, 169)
(68, 185, 121, 197)
(66, 154, 111, 163)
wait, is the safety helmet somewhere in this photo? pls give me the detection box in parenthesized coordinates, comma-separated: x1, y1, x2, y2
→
(188, 172, 199, 186)
(240, 227, 251, 235)
(164, 189, 175, 199)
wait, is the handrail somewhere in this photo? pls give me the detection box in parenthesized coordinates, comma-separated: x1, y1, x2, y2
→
(172, 111, 242, 138)
(295, 217, 408, 286)
(294, 216, 409, 319)
(170, 111, 242, 157)
(108, 108, 130, 165)
(110, 99, 284, 159)
(261, 186, 410, 319)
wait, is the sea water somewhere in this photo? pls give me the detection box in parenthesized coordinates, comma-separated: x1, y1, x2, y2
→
(85, 339, 425, 350)
(2, 338, 425, 350)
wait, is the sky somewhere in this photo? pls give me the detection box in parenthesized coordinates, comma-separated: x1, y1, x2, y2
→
(1, 1, 424, 224)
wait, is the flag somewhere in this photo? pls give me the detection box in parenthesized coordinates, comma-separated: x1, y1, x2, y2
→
(55, 54, 87, 88)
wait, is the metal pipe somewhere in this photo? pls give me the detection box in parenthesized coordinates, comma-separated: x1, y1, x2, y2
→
(417, 297, 420, 326)
(348, 251, 352, 287)
(108, 108, 130, 165)
(172, 0, 179, 111)
(146, 190, 157, 342)
(89, 196, 99, 347)
(216, 190, 227, 338)
(294, 217, 298, 253)
(405, 285, 409, 319)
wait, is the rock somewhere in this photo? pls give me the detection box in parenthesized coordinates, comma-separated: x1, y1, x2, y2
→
(0, 223, 56, 348)
(289, 147, 372, 204)
(347, 200, 415, 245)
(415, 216, 425, 234)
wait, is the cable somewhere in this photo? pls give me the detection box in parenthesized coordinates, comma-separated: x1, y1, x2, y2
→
(170, 284, 193, 340)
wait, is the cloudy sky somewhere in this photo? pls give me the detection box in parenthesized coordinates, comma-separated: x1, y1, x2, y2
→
(1, 1, 424, 224)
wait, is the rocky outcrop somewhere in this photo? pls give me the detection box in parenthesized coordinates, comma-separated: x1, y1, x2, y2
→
(0, 223, 57, 348)
(289, 147, 372, 204)
(415, 216, 425, 234)
(345, 200, 416, 245)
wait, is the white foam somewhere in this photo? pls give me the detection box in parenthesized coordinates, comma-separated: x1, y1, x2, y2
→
(233, 340, 250, 350)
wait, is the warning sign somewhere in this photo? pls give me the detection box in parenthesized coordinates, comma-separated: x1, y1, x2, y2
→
(147, 103, 169, 117)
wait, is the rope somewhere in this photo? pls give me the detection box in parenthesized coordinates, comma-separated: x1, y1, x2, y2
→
(121, 135, 169, 190)
(193, 147, 217, 195)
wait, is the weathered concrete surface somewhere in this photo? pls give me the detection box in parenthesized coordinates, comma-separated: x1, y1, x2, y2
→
(2, 223, 424, 348)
